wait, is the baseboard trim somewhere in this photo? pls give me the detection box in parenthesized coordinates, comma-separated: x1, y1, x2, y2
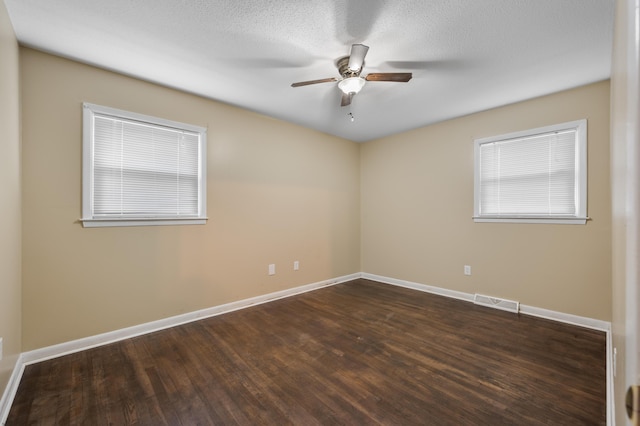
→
(20, 273, 361, 367)
(0, 272, 360, 424)
(362, 272, 613, 425)
(518, 304, 610, 332)
(2, 272, 613, 425)
(362, 272, 610, 332)
(362, 273, 474, 303)
(0, 354, 25, 425)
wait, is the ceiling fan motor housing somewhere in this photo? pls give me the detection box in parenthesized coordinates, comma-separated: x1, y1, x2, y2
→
(337, 56, 361, 78)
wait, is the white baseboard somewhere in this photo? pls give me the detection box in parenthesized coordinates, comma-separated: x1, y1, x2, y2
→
(0, 272, 360, 424)
(21, 272, 362, 367)
(362, 272, 613, 426)
(362, 272, 610, 332)
(362, 273, 474, 303)
(518, 304, 610, 332)
(0, 354, 25, 426)
(1, 272, 613, 425)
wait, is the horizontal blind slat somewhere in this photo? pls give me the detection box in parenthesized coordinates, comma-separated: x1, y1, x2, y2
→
(478, 128, 578, 216)
(92, 112, 201, 217)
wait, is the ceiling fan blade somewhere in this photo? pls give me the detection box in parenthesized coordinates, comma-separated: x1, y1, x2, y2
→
(341, 92, 354, 107)
(348, 44, 369, 71)
(291, 77, 339, 87)
(365, 72, 413, 82)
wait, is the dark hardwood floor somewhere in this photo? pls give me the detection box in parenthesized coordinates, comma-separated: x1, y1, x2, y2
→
(7, 279, 607, 425)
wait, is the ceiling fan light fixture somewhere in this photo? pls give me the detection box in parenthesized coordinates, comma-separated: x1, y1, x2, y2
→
(338, 77, 366, 94)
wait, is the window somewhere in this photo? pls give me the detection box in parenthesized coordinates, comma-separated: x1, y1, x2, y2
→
(473, 119, 587, 224)
(81, 103, 207, 227)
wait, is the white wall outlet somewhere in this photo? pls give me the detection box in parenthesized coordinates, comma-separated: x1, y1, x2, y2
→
(268, 264, 276, 275)
(464, 265, 471, 276)
(0, 337, 3, 361)
(293, 261, 299, 271)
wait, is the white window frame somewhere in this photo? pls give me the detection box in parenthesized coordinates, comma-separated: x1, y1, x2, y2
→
(81, 103, 207, 228)
(473, 119, 587, 224)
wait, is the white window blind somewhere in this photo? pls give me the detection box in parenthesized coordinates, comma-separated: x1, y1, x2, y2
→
(82, 103, 207, 227)
(473, 120, 587, 224)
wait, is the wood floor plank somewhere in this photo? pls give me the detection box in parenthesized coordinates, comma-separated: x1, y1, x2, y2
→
(6, 279, 606, 425)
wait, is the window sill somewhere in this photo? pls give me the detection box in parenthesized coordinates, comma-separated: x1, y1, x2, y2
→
(80, 217, 208, 228)
(473, 216, 589, 225)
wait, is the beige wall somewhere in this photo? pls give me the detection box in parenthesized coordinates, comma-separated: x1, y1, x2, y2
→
(20, 48, 361, 351)
(361, 81, 611, 321)
(0, 0, 21, 395)
(16, 40, 613, 364)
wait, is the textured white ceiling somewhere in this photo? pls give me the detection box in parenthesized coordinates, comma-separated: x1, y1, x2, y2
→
(4, 0, 615, 142)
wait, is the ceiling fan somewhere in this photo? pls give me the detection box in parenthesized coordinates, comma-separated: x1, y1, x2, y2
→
(291, 44, 412, 107)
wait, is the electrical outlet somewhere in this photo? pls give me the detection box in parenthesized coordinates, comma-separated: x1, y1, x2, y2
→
(0, 337, 3, 361)
(268, 264, 276, 275)
(293, 261, 299, 271)
(464, 265, 471, 276)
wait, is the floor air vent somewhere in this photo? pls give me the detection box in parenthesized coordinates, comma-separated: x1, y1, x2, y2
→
(473, 294, 520, 314)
